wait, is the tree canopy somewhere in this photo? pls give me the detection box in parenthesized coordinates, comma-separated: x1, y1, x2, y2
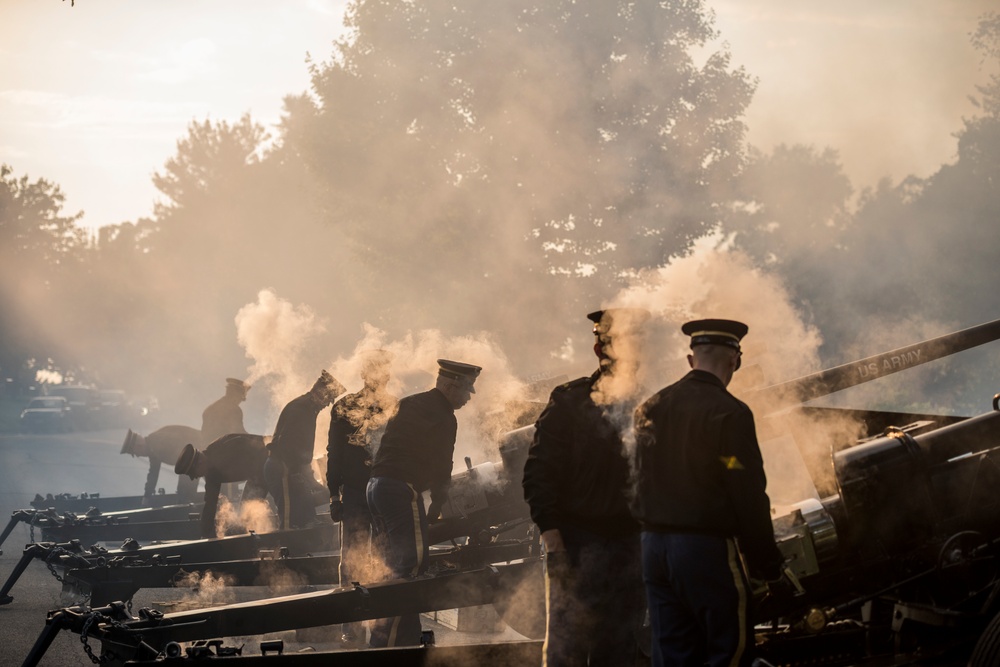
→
(287, 0, 754, 300)
(3, 6, 999, 419)
(0, 165, 86, 392)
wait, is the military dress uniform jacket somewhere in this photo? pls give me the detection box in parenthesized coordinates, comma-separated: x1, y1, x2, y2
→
(267, 393, 324, 468)
(327, 390, 386, 494)
(201, 433, 268, 538)
(523, 373, 639, 538)
(201, 397, 247, 443)
(631, 369, 783, 580)
(142, 425, 203, 498)
(370, 388, 456, 504)
(145, 425, 202, 461)
(204, 434, 268, 487)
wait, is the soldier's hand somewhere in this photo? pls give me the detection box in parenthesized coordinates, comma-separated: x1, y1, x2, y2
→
(329, 499, 343, 523)
(426, 501, 443, 523)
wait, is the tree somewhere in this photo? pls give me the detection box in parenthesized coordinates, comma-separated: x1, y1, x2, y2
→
(280, 0, 756, 353)
(725, 145, 853, 268)
(0, 164, 87, 393)
(754, 12, 1000, 414)
(971, 11, 1000, 119)
(0, 164, 84, 266)
(833, 12, 1000, 335)
(147, 114, 278, 305)
(153, 114, 269, 214)
(118, 111, 361, 411)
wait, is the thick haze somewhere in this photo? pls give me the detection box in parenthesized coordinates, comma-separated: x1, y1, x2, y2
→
(715, 1, 995, 187)
(0, 1, 991, 230)
(0, 0, 350, 229)
(2, 8, 999, 654)
(3, 12, 999, 658)
(2, 0, 998, 451)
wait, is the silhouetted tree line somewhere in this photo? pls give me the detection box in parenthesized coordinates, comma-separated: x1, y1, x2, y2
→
(1, 4, 997, 415)
(723, 11, 1000, 412)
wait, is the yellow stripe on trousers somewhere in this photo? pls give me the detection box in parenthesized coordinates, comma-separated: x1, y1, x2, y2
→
(387, 484, 425, 647)
(541, 557, 554, 667)
(281, 465, 291, 529)
(725, 538, 748, 667)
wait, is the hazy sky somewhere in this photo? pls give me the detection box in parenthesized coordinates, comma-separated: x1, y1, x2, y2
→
(0, 0, 350, 230)
(0, 0, 995, 232)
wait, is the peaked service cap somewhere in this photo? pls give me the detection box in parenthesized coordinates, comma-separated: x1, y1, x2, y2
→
(437, 359, 482, 393)
(681, 319, 748, 351)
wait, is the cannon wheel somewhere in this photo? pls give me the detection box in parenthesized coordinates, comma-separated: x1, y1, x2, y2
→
(970, 610, 1000, 666)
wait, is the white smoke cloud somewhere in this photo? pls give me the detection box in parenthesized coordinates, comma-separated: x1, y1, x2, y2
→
(236, 288, 327, 414)
(231, 246, 849, 511)
(234, 293, 534, 470)
(326, 325, 527, 466)
(606, 235, 839, 505)
(612, 233, 823, 390)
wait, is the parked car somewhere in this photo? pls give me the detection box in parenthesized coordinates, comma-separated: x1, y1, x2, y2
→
(48, 385, 101, 430)
(20, 396, 73, 433)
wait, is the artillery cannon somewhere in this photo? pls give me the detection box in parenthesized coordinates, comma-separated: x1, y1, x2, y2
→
(64, 537, 535, 607)
(0, 520, 337, 606)
(29, 491, 182, 514)
(748, 395, 1000, 665)
(24, 563, 545, 666)
(21, 456, 534, 608)
(0, 503, 206, 552)
(17, 318, 1000, 666)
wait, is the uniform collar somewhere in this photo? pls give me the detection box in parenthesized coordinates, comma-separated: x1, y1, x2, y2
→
(430, 386, 457, 411)
(686, 369, 726, 389)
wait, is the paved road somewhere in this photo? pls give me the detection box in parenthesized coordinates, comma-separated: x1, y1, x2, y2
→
(0, 428, 329, 666)
(0, 430, 526, 666)
(0, 428, 152, 515)
(0, 428, 158, 665)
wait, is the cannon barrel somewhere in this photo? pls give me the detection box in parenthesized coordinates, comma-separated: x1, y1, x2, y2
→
(831, 402, 1000, 557)
(745, 317, 1000, 412)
